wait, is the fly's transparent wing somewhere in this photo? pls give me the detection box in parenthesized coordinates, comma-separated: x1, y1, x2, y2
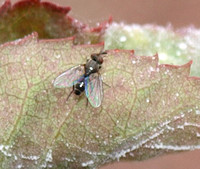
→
(53, 65, 84, 88)
(85, 73, 103, 107)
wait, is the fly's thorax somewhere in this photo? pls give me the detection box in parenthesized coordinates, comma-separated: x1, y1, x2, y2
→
(85, 60, 101, 76)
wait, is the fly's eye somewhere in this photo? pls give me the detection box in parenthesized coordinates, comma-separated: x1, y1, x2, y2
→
(91, 54, 96, 60)
(97, 57, 103, 64)
(91, 54, 98, 62)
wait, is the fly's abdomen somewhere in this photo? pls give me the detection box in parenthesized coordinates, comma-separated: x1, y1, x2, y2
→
(74, 81, 85, 95)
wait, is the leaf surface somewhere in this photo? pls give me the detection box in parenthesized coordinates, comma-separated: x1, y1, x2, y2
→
(0, 33, 199, 168)
(105, 23, 200, 76)
(0, 0, 111, 44)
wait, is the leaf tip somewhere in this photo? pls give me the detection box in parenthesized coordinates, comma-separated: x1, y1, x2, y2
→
(89, 16, 112, 33)
(12, 0, 71, 14)
(0, 0, 11, 15)
(0, 32, 38, 48)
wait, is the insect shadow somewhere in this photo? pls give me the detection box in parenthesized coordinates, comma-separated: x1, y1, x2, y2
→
(53, 50, 107, 108)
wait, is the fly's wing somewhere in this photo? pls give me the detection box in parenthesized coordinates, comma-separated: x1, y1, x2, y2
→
(85, 73, 103, 107)
(53, 65, 84, 88)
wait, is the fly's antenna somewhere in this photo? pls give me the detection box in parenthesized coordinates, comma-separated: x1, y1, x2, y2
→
(91, 47, 108, 60)
(98, 46, 107, 55)
(100, 50, 107, 55)
(99, 47, 108, 57)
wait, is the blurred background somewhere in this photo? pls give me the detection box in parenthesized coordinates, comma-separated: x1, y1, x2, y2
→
(1, 0, 200, 168)
(4, 0, 200, 28)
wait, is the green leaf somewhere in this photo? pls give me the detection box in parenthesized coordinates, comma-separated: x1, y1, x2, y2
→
(104, 23, 200, 76)
(0, 0, 111, 44)
(0, 33, 199, 168)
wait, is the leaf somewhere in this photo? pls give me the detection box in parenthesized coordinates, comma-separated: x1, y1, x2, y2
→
(104, 23, 200, 76)
(0, 33, 199, 168)
(0, 0, 111, 44)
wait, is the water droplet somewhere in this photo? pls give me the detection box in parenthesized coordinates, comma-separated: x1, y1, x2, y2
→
(0, 144, 12, 157)
(177, 125, 184, 130)
(176, 51, 181, 56)
(65, 110, 70, 116)
(4, 145, 9, 150)
(152, 56, 156, 60)
(81, 160, 94, 167)
(164, 69, 169, 75)
(55, 54, 61, 59)
(124, 25, 132, 32)
(155, 42, 160, 47)
(166, 125, 175, 131)
(120, 36, 127, 42)
(188, 109, 193, 113)
(46, 149, 52, 162)
(132, 60, 136, 64)
(14, 155, 18, 160)
(196, 110, 200, 115)
(149, 66, 155, 72)
(17, 164, 23, 169)
(178, 42, 187, 50)
(159, 53, 168, 61)
(129, 152, 134, 157)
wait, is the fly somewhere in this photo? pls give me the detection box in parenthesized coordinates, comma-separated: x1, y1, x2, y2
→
(53, 50, 107, 107)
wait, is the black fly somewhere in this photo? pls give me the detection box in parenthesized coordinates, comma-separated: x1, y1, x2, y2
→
(53, 50, 107, 107)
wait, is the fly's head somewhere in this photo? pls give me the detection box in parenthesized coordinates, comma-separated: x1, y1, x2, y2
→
(91, 50, 107, 65)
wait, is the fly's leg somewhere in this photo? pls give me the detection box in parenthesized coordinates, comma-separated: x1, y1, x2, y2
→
(66, 85, 74, 102)
(98, 72, 111, 88)
(80, 64, 86, 74)
(103, 81, 111, 88)
(86, 98, 89, 107)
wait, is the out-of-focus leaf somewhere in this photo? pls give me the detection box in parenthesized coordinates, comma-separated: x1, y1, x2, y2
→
(104, 23, 200, 76)
(0, 0, 111, 44)
(0, 33, 199, 168)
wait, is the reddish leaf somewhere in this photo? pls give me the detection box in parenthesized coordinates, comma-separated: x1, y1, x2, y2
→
(0, 33, 199, 168)
(0, 0, 111, 44)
